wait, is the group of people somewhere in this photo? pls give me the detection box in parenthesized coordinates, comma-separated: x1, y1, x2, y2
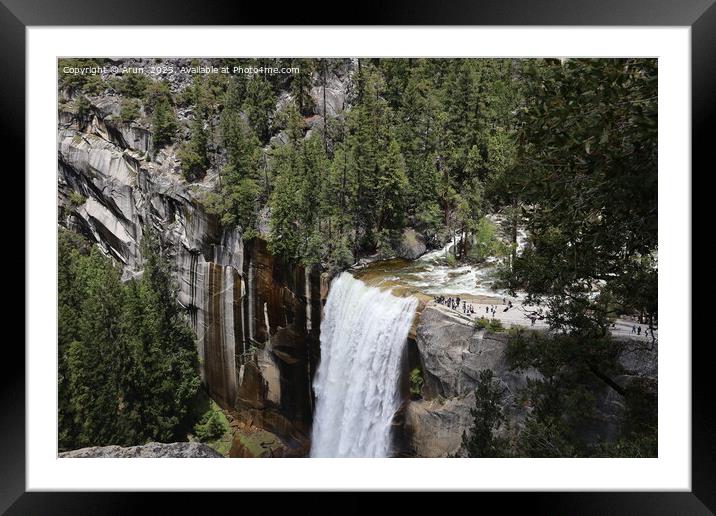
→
(434, 295, 477, 315)
(631, 325, 656, 338)
(434, 295, 518, 319)
(434, 294, 654, 338)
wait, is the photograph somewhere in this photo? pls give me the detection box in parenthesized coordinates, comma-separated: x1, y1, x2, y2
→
(56, 56, 658, 459)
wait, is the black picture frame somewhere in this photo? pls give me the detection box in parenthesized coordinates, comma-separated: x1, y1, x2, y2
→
(4, 0, 708, 512)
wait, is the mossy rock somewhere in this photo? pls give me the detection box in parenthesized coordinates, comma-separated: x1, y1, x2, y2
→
(229, 428, 286, 458)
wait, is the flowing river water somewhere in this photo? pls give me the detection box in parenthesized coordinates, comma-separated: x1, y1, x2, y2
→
(309, 217, 653, 457)
(310, 217, 528, 457)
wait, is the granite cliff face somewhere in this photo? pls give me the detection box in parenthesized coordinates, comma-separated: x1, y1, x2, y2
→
(401, 306, 539, 457)
(58, 92, 325, 454)
(400, 304, 657, 457)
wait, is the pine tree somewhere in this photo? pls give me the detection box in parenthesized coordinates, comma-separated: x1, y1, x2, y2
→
(178, 110, 210, 181)
(59, 229, 202, 448)
(123, 230, 201, 443)
(507, 58, 658, 337)
(267, 102, 330, 265)
(345, 65, 391, 251)
(66, 246, 125, 447)
(375, 137, 409, 240)
(58, 229, 91, 450)
(268, 140, 303, 260)
(461, 370, 510, 457)
(210, 81, 263, 234)
(243, 73, 276, 143)
(290, 59, 316, 116)
(151, 97, 178, 150)
(396, 60, 440, 213)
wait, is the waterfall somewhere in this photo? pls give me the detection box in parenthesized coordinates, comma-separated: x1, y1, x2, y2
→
(310, 272, 418, 458)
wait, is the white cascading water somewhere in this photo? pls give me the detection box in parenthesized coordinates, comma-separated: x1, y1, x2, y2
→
(310, 272, 418, 458)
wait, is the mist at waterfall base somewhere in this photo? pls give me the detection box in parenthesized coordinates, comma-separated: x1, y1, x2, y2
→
(310, 273, 418, 458)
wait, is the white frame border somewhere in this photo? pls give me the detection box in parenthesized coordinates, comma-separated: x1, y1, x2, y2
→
(27, 26, 690, 491)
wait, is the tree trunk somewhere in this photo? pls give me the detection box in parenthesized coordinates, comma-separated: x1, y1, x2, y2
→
(511, 195, 518, 269)
(322, 59, 328, 155)
(461, 223, 467, 260)
(587, 363, 626, 397)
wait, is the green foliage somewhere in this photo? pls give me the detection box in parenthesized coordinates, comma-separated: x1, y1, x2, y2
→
(504, 330, 655, 457)
(178, 113, 210, 181)
(177, 70, 228, 113)
(151, 98, 178, 150)
(267, 104, 331, 264)
(68, 191, 86, 208)
(194, 404, 230, 443)
(595, 377, 657, 457)
(58, 228, 201, 450)
(118, 98, 141, 123)
(482, 58, 658, 457)
(376, 138, 409, 234)
(195, 58, 530, 267)
(243, 74, 276, 143)
(113, 73, 152, 98)
(58, 59, 106, 94)
(375, 229, 394, 259)
(461, 370, 511, 457)
(467, 217, 509, 263)
(58, 228, 92, 447)
(143, 80, 173, 113)
(474, 317, 489, 329)
(409, 368, 424, 398)
(290, 58, 316, 116)
(501, 59, 658, 338)
(74, 95, 92, 123)
(414, 202, 443, 244)
(474, 317, 504, 332)
(207, 81, 265, 234)
(205, 177, 261, 238)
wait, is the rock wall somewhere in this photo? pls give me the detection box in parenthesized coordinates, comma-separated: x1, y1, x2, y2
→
(233, 239, 324, 453)
(58, 102, 322, 454)
(59, 442, 223, 458)
(401, 304, 657, 457)
(399, 305, 538, 457)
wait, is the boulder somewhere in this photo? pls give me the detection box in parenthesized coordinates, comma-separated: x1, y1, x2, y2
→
(404, 393, 475, 458)
(59, 442, 223, 458)
(310, 78, 347, 117)
(397, 228, 427, 260)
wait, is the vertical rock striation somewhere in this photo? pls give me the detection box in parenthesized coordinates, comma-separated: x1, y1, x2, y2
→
(58, 104, 322, 453)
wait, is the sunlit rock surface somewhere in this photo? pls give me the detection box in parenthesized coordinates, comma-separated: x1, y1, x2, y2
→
(58, 98, 322, 454)
(59, 442, 222, 458)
